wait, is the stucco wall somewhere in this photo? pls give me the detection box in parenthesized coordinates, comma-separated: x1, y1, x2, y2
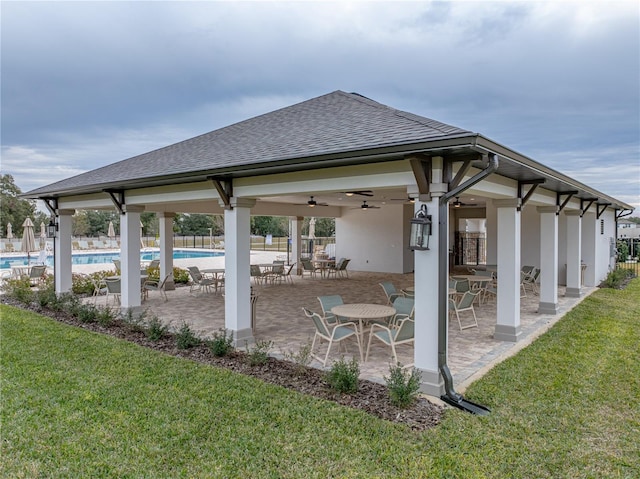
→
(520, 205, 540, 269)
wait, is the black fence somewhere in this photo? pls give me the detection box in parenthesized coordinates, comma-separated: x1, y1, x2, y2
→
(454, 232, 487, 266)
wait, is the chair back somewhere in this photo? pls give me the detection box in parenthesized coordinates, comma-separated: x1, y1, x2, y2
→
(271, 263, 284, 274)
(457, 291, 477, 309)
(159, 273, 173, 288)
(250, 264, 263, 277)
(148, 259, 160, 270)
(303, 308, 329, 337)
(29, 265, 46, 279)
(339, 259, 350, 271)
(188, 266, 203, 282)
(455, 279, 470, 294)
(379, 281, 397, 297)
(284, 263, 295, 275)
(392, 296, 415, 318)
(301, 258, 314, 271)
(105, 278, 121, 294)
(448, 278, 458, 290)
(394, 318, 415, 342)
(317, 295, 344, 315)
(113, 259, 121, 273)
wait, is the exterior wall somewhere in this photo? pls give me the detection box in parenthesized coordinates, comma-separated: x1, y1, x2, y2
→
(520, 205, 540, 269)
(402, 204, 415, 273)
(558, 212, 568, 285)
(336, 203, 409, 273)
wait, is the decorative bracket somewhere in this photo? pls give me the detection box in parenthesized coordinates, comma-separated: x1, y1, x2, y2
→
(104, 189, 125, 215)
(408, 154, 431, 197)
(556, 191, 578, 215)
(209, 176, 233, 209)
(40, 197, 58, 217)
(596, 203, 611, 219)
(580, 198, 597, 217)
(517, 179, 545, 211)
(616, 208, 633, 220)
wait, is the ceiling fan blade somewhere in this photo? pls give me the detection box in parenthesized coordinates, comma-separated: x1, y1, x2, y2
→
(343, 190, 374, 197)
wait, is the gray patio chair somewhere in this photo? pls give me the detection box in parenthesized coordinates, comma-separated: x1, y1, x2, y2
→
(143, 273, 173, 301)
(105, 278, 121, 305)
(300, 258, 320, 278)
(335, 258, 350, 278)
(379, 281, 403, 305)
(188, 266, 215, 293)
(365, 317, 415, 367)
(522, 267, 540, 295)
(28, 265, 47, 287)
(390, 296, 415, 327)
(303, 307, 362, 367)
(250, 264, 265, 285)
(317, 294, 344, 324)
(449, 290, 480, 331)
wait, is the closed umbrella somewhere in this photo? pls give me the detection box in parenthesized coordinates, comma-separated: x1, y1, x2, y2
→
(107, 221, 116, 239)
(6, 222, 13, 239)
(21, 218, 37, 266)
(40, 222, 47, 248)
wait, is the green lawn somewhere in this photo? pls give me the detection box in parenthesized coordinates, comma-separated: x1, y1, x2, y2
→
(2, 278, 639, 478)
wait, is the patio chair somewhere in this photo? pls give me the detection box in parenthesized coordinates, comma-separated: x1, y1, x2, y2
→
(188, 266, 215, 293)
(390, 296, 415, 327)
(263, 261, 285, 285)
(300, 258, 321, 278)
(303, 308, 362, 366)
(143, 273, 173, 301)
(250, 264, 266, 285)
(281, 263, 296, 285)
(113, 259, 121, 274)
(147, 259, 160, 271)
(105, 278, 121, 305)
(317, 294, 344, 324)
(379, 281, 403, 305)
(449, 290, 480, 331)
(365, 317, 415, 367)
(91, 276, 108, 304)
(28, 265, 47, 287)
(522, 267, 540, 295)
(335, 258, 350, 278)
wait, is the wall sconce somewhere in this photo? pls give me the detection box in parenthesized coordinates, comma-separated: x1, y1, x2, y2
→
(409, 204, 432, 251)
(47, 219, 58, 238)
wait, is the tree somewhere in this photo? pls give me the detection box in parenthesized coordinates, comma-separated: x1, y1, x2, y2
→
(251, 216, 288, 237)
(175, 213, 220, 236)
(0, 174, 37, 236)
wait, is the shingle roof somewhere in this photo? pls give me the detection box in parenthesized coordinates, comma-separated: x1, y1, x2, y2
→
(26, 91, 473, 196)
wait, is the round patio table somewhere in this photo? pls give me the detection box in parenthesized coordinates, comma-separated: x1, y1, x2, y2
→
(331, 303, 396, 336)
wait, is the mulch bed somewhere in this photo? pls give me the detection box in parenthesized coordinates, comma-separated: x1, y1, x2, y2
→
(2, 297, 443, 431)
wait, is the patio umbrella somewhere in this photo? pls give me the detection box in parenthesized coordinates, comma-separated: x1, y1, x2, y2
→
(308, 217, 316, 239)
(6, 222, 13, 239)
(40, 221, 47, 248)
(107, 221, 116, 239)
(21, 217, 37, 266)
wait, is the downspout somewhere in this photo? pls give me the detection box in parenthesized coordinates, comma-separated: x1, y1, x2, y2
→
(437, 153, 499, 414)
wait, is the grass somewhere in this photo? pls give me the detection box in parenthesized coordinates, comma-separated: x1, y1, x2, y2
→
(2, 278, 639, 478)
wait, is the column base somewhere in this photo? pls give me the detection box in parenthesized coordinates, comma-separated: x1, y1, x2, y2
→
(417, 368, 445, 397)
(538, 301, 559, 315)
(494, 324, 522, 342)
(119, 305, 145, 317)
(565, 287, 582, 298)
(232, 327, 255, 348)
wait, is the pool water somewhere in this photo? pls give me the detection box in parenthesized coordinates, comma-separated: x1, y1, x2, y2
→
(0, 249, 223, 270)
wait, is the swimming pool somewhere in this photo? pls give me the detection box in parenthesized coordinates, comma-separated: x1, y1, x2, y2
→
(0, 249, 223, 270)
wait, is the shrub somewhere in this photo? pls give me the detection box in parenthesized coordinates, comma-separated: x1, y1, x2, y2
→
(207, 329, 234, 357)
(72, 273, 95, 295)
(76, 303, 99, 323)
(172, 267, 190, 284)
(2, 277, 35, 305)
(326, 357, 360, 394)
(96, 307, 116, 327)
(384, 363, 422, 408)
(176, 321, 201, 349)
(246, 340, 273, 366)
(146, 266, 160, 282)
(283, 339, 313, 375)
(146, 315, 169, 341)
(121, 308, 148, 332)
(36, 284, 57, 308)
(603, 267, 634, 289)
(49, 292, 81, 313)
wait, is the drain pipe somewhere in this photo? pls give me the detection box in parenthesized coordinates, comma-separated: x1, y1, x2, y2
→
(437, 153, 498, 415)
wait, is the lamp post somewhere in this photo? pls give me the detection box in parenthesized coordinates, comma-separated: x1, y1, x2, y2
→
(409, 204, 432, 251)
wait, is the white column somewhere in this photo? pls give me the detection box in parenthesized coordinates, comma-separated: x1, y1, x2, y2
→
(485, 199, 498, 266)
(290, 216, 303, 275)
(565, 210, 582, 297)
(54, 209, 74, 294)
(224, 198, 255, 346)
(537, 206, 559, 314)
(495, 199, 522, 342)
(120, 205, 143, 310)
(581, 212, 597, 287)
(159, 212, 175, 290)
(413, 158, 445, 396)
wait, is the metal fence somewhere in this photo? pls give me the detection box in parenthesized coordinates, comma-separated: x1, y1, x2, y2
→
(454, 232, 487, 266)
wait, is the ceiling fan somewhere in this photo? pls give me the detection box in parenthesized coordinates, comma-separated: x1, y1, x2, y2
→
(452, 197, 478, 208)
(356, 201, 380, 210)
(342, 190, 374, 197)
(305, 196, 328, 208)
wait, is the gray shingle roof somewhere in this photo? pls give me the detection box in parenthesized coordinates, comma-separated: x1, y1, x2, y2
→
(26, 91, 473, 196)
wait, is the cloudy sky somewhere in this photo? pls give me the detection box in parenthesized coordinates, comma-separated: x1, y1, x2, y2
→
(2, 1, 639, 210)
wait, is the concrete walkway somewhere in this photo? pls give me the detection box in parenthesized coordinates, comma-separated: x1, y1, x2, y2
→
(82, 250, 596, 389)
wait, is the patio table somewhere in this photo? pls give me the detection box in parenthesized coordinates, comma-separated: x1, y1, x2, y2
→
(330, 303, 396, 350)
(201, 268, 225, 292)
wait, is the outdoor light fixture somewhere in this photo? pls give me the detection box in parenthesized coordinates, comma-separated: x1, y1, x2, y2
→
(47, 219, 58, 238)
(409, 204, 432, 251)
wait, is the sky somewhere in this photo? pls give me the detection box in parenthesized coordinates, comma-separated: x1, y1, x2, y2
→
(2, 0, 639, 211)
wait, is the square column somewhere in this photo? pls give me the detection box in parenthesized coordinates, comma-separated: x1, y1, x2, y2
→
(120, 205, 143, 310)
(159, 212, 175, 290)
(54, 209, 75, 294)
(224, 198, 256, 346)
(494, 199, 522, 342)
(581, 212, 597, 287)
(565, 210, 582, 297)
(289, 216, 303, 275)
(537, 206, 559, 314)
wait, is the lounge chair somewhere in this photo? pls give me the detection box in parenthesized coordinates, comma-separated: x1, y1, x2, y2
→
(366, 317, 415, 367)
(143, 273, 173, 301)
(303, 308, 362, 366)
(188, 266, 215, 293)
(379, 281, 403, 305)
(449, 291, 480, 330)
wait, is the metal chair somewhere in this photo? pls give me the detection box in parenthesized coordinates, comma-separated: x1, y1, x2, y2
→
(303, 307, 362, 366)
